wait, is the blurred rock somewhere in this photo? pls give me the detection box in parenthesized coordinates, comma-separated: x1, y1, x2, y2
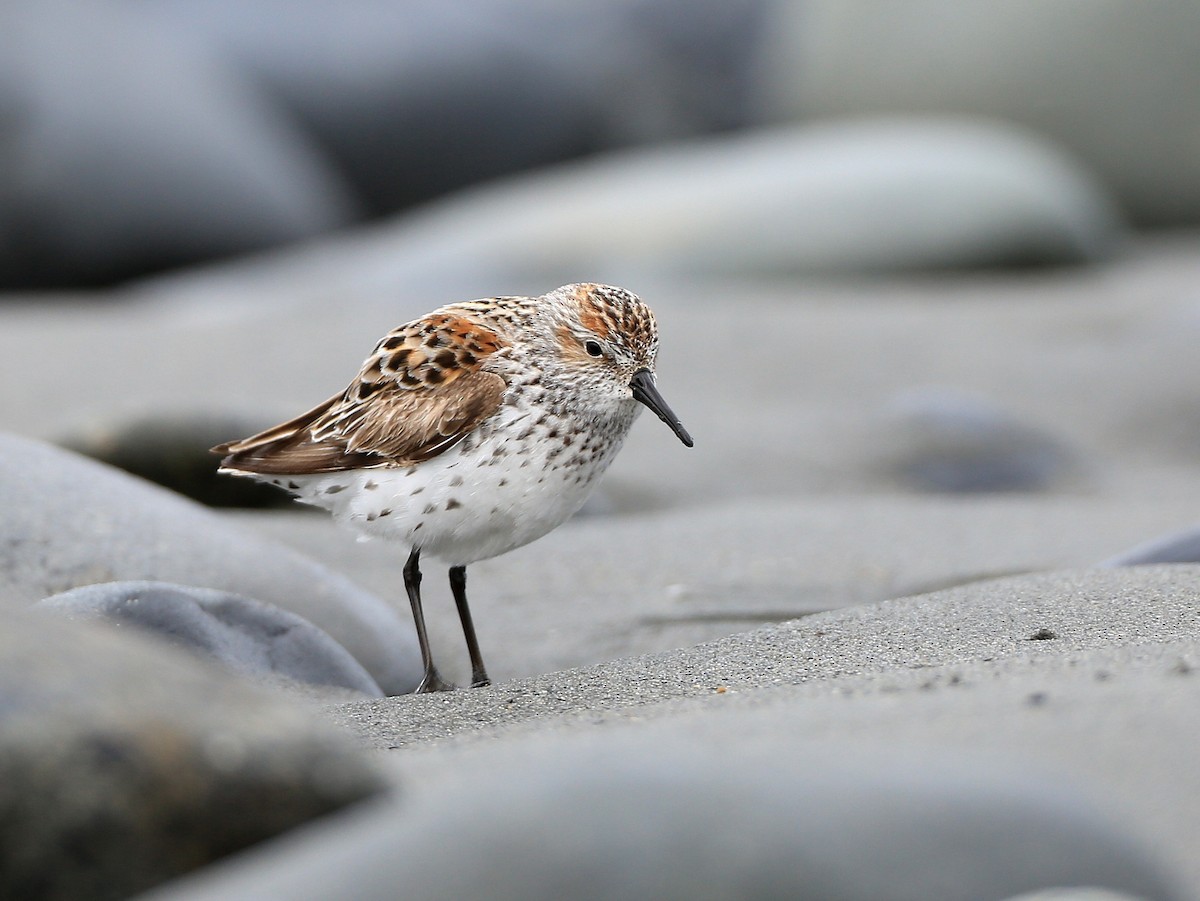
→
(63, 414, 296, 508)
(0, 0, 356, 288)
(1099, 525, 1200, 568)
(432, 116, 1119, 280)
(0, 604, 386, 901)
(874, 387, 1082, 493)
(0, 432, 421, 694)
(1009, 892, 1154, 901)
(151, 0, 767, 214)
(38, 581, 383, 697)
(133, 735, 1180, 901)
(140, 118, 1124, 303)
(758, 0, 1200, 226)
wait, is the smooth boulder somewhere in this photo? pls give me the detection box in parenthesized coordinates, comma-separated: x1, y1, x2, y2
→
(757, 0, 1200, 225)
(38, 581, 384, 697)
(0, 432, 420, 694)
(0, 0, 355, 288)
(139, 118, 1124, 305)
(149, 0, 766, 213)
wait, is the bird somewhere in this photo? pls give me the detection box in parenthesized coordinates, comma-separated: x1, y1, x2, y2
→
(213, 283, 693, 693)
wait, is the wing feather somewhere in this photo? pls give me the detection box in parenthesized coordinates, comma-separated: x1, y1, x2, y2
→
(213, 309, 510, 475)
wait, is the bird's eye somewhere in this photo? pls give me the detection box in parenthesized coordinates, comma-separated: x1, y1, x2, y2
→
(584, 339, 604, 358)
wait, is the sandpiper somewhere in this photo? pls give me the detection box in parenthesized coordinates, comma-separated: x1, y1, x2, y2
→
(213, 283, 693, 692)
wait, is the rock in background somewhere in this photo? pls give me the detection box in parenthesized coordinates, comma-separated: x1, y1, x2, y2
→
(149, 0, 767, 213)
(135, 117, 1125, 304)
(0, 0, 356, 288)
(757, 0, 1200, 226)
(872, 387, 1085, 493)
(62, 414, 298, 507)
(5, 0, 1200, 288)
(0, 0, 766, 288)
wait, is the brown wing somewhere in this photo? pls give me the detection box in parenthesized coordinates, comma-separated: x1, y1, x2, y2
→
(213, 309, 509, 475)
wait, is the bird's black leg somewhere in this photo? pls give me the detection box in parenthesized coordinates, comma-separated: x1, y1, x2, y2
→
(449, 565, 491, 688)
(404, 548, 455, 693)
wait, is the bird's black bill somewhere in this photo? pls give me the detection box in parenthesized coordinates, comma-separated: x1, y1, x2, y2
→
(630, 369, 694, 447)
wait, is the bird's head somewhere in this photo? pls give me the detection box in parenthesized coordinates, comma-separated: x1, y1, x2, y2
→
(547, 283, 693, 447)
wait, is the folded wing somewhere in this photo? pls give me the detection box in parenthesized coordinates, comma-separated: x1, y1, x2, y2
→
(213, 310, 509, 475)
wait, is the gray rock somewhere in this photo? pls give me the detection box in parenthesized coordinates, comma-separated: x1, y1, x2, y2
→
(38, 581, 383, 697)
(757, 1, 1200, 226)
(0, 432, 420, 694)
(139, 118, 1124, 303)
(1099, 525, 1200, 567)
(874, 387, 1082, 492)
(0, 604, 387, 901)
(392, 117, 1122, 282)
(0, 0, 355, 288)
(134, 735, 1180, 901)
(1008, 891, 1154, 901)
(150, 0, 767, 213)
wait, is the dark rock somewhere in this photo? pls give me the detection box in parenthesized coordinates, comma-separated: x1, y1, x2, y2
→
(38, 581, 383, 697)
(62, 414, 296, 508)
(0, 604, 387, 901)
(132, 734, 1182, 901)
(0, 0, 356, 288)
(151, 0, 768, 214)
(0, 432, 421, 695)
(876, 387, 1082, 493)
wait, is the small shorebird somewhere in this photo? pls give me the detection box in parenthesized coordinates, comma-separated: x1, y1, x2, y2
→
(213, 283, 693, 692)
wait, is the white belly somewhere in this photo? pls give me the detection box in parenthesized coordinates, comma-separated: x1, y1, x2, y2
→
(254, 403, 639, 565)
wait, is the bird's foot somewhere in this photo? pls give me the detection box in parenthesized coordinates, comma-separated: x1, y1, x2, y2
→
(469, 672, 492, 689)
(415, 669, 457, 693)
